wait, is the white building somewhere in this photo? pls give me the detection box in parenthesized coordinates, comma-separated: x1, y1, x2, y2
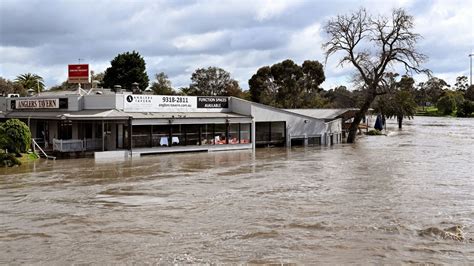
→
(0, 91, 342, 158)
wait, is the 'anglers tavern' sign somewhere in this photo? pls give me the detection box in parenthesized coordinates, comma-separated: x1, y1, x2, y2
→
(15, 99, 59, 109)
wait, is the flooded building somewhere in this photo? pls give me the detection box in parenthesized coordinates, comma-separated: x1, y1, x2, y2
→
(0, 91, 342, 158)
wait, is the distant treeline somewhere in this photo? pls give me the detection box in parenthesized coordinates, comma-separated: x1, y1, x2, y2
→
(1, 52, 473, 118)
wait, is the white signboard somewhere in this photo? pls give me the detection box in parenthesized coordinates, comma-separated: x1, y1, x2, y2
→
(15, 99, 59, 109)
(124, 95, 229, 112)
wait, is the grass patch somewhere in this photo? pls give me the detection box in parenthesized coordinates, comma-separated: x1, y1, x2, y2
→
(416, 106, 442, 116)
(415, 106, 458, 117)
(17, 152, 39, 164)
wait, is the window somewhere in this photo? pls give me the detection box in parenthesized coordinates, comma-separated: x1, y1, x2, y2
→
(59, 121, 72, 140)
(308, 136, 321, 146)
(214, 124, 227, 144)
(200, 124, 212, 145)
(228, 124, 239, 144)
(240, 123, 251, 144)
(183, 124, 201, 146)
(171, 125, 184, 146)
(152, 125, 170, 147)
(256, 122, 270, 144)
(132, 125, 152, 147)
(271, 122, 285, 144)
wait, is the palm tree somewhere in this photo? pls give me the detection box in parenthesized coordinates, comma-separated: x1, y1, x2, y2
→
(15, 73, 45, 92)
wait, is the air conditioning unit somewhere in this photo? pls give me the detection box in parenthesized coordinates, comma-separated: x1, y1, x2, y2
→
(7, 94, 20, 98)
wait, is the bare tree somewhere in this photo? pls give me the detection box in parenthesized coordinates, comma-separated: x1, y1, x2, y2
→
(323, 8, 429, 143)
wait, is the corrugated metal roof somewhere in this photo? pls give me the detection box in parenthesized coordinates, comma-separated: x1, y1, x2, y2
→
(284, 108, 357, 119)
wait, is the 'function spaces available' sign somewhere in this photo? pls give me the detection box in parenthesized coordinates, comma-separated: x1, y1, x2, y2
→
(124, 95, 230, 112)
(197, 97, 229, 108)
(68, 64, 89, 83)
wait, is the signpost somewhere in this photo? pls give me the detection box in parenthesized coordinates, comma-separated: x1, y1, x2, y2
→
(68, 64, 89, 84)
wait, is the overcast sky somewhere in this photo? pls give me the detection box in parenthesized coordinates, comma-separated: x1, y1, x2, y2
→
(0, 0, 472, 90)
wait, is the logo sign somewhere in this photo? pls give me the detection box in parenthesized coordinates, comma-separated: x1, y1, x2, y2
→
(123, 95, 230, 112)
(15, 99, 59, 109)
(197, 97, 229, 108)
(68, 64, 89, 83)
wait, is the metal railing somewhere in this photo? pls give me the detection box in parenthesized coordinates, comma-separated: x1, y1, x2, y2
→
(53, 139, 84, 152)
(52, 138, 104, 152)
(32, 139, 56, 160)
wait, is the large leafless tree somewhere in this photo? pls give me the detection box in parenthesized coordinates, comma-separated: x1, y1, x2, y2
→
(323, 8, 429, 143)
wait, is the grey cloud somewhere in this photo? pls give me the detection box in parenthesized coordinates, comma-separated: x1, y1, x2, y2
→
(0, 0, 472, 89)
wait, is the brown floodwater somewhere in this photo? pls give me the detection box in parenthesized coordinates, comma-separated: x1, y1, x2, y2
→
(1, 116, 473, 264)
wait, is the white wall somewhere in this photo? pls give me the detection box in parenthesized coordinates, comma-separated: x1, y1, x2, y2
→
(67, 95, 82, 111)
(115, 94, 124, 110)
(0, 97, 7, 112)
(229, 97, 252, 116)
(261, 106, 326, 138)
(83, 95, 117, 109)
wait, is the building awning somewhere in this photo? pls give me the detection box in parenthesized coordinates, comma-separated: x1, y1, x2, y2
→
(129, 112, 249, 119)
(4, 110, 252, 124)
(5, 109, 131, 120)
(130, 112, 252, 125)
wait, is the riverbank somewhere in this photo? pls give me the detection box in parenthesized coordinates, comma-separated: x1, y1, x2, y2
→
(415, 106, 473, 117)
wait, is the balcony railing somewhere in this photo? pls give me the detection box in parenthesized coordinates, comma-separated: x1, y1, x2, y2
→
(52, 138, 103, 152)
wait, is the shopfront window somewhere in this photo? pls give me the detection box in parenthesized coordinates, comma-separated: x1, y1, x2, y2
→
(271, 122, 285, 144)
(152, 125, 170, 147)
(171, 125, 184, 146)
(214, 124, 227, 144)
(132, 125, 151, 148)
(240, 123, 251, 144)
(256, 122, 270, 144)
(228, 124, 239, 144)
(202, 124, 214, 145)
(183, 124, 201, 146)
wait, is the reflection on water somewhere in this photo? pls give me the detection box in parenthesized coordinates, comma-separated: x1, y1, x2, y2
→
(1, 116, 473, 264)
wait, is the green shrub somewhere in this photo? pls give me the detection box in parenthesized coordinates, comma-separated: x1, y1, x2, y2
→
(456, 100, 474, 117)
(436, 95, 456, 115)
(0, 119, 32, 156)
(0, 152, 21, 167)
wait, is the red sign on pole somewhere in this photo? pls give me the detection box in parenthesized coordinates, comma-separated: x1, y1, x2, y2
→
(68, 64, 89, 83)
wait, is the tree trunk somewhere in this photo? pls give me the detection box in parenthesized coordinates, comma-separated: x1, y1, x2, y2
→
(398, 116, 403, 129)
(347, 91, 376, 143)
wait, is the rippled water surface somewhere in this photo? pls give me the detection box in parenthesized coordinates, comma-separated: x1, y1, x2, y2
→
(1, 116, 473, 264)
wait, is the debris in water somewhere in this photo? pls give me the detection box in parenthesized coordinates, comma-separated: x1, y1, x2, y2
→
(418, 225, 464, 241)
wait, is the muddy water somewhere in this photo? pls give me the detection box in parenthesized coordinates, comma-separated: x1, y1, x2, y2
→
(1, 116, 473, 264)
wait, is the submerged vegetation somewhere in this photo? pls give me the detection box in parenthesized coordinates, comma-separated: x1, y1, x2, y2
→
(0, 119, 33, 167)
(366, 129, 384, 136)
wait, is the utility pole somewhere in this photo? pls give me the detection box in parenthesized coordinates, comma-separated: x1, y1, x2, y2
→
(469, 54, 473, 86)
